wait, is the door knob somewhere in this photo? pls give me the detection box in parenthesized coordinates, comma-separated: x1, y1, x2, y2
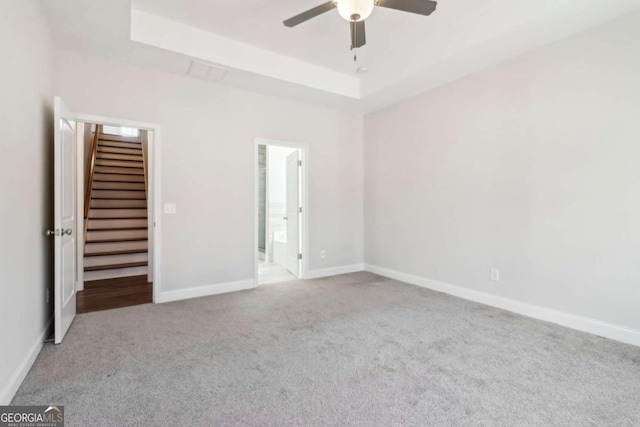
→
(61, 229, 72, 236)
(45, 229, 58, 237)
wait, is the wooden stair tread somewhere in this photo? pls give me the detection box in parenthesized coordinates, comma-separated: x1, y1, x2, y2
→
(94, 168, 145, 176)
(93, 174, 146, 183)
(87, 226, 147, 231)
(96, 156, 143, 163)
(95, 160, 144, 168)
(92, 182, 146, 190)
(83, 274, 148, 288)
(98, 145, 142, 153)
(84, 249, 148, 257)
(88, 217, 148, 220)
(86, 237, 148, 243)
(99, 140, 143, 150)
(98, 134, 142, 143)
(84, 261, 148, 272)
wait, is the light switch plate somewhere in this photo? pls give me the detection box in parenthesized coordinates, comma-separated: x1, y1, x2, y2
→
(164, 203, 177, 215)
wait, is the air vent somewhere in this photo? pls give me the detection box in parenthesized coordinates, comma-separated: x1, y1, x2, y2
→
(186, 60, 229, 82)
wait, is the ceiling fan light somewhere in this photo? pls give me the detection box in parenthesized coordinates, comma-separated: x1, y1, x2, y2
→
(337, 0, 374, 22)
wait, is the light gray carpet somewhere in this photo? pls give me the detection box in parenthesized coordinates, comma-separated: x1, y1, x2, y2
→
(12, 272, 640, 426)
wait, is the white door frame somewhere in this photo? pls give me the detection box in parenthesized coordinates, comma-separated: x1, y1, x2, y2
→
(254, 138, 309, 286)
(72, 112, 162, 303)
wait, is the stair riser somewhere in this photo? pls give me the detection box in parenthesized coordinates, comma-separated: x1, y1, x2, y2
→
(94, 166, 144, 175)
(85, 241, 148, 254)
(98, 146, 142, 155)
(92, 181, 145, 191)
(89, 208, 147, 218)
(90, 200, 147, 209)
(91, 190, 146, 200)
(95, 159, 144, 168)
(84, 266, 148, 282)
(86, 229, 148, 242)
(84, 253, 148, 268)
(93, 173, 145, 183)
(99, 140, 142, 149)
(88, 219, 148, 230)
(99, 134, 141, 143)
(96, 152, 143, 162)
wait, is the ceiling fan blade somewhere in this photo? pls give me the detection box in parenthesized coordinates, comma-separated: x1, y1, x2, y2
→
(350, 20, 366, 49)
(376, 0, 437, 16)
(283, 2, 337, 27)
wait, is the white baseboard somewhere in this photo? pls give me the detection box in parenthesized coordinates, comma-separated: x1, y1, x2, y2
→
(365, 264, 640, 347)
(306, 263, 364, 280)
(0, 318, 52, 405)
(156, 279, 256, 303)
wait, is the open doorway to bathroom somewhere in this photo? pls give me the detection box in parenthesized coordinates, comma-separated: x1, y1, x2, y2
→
(255, 140, 305, 285)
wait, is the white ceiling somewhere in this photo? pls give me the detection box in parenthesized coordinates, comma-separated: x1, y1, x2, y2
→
(42, 0, 640, 112)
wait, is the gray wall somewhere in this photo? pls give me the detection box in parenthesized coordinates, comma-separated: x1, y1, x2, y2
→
(56, 49, 364, 291)
(364, 12, 640, 331)
(0, 0, 55, 404)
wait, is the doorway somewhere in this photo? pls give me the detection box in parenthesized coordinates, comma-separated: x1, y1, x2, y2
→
(75, 123, 155, 313)
(52, 97, 161, 343)
(255, 140, 306, 285)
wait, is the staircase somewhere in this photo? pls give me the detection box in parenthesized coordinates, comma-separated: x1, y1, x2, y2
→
(84, 126, 149, 281)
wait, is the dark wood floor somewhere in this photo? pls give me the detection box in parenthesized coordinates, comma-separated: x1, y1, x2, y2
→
(77, 275, 152, 314)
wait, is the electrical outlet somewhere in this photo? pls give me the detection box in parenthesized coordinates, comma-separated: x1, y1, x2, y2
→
(320, 250, 327, 259)
(164, 203, 177, 215)
(490, 268, 500, 282)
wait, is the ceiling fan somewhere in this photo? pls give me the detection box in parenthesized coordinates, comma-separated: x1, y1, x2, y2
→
(283, 0, 437, 54)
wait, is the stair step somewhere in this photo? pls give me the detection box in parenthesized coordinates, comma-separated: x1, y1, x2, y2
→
(91, 199, 147, 209)
(84, 252, 148, 268)
(93, 173, 145, 183)
(89, 208, 147, 218)
(99, 140, 142, 150)
(84, 249, 148, 257)
(95, 159, 144, 169)
(94, 166, 145, 175)
(87, 227, 147, 232)
(98, 146, 142, 155)
(92, 181, 146, 191)
(87, 218, 148, 230)
(84, 267, 148, 282)
(86, 237, 148, 244)
(83, 274, 149, 289)
(99, 134, 142, 143)
(85, 261, 148, 272)
(85, 241, 148, 254)
(86, 229, 147, 243)
(96, 152, 143, 162)
(91, 189, 146, 200)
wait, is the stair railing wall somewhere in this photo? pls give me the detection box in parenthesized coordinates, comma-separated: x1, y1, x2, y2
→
(84, 124, 101, 237)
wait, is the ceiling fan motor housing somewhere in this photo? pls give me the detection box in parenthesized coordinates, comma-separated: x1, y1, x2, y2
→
(337, 0, 374, 22)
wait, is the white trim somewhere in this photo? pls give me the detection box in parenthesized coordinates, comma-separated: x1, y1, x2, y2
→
(365, 264, 640, 348)
(75, 123, 85, 291)
(156, 279, 256, 304)
(307, 263, 364, 280)
(0, 319, 52, 405)
(70, 113, 162, 304)
(253, 138, 309, 286)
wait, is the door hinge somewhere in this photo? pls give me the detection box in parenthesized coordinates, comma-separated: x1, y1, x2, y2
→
(298, 160, 302, 167)
(298, 253, 302, 260)
(299, 207, 302, 213)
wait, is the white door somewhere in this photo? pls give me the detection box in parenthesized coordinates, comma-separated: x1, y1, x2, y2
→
(53, 97, 77, 344)
(284, 150, 300, 277)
